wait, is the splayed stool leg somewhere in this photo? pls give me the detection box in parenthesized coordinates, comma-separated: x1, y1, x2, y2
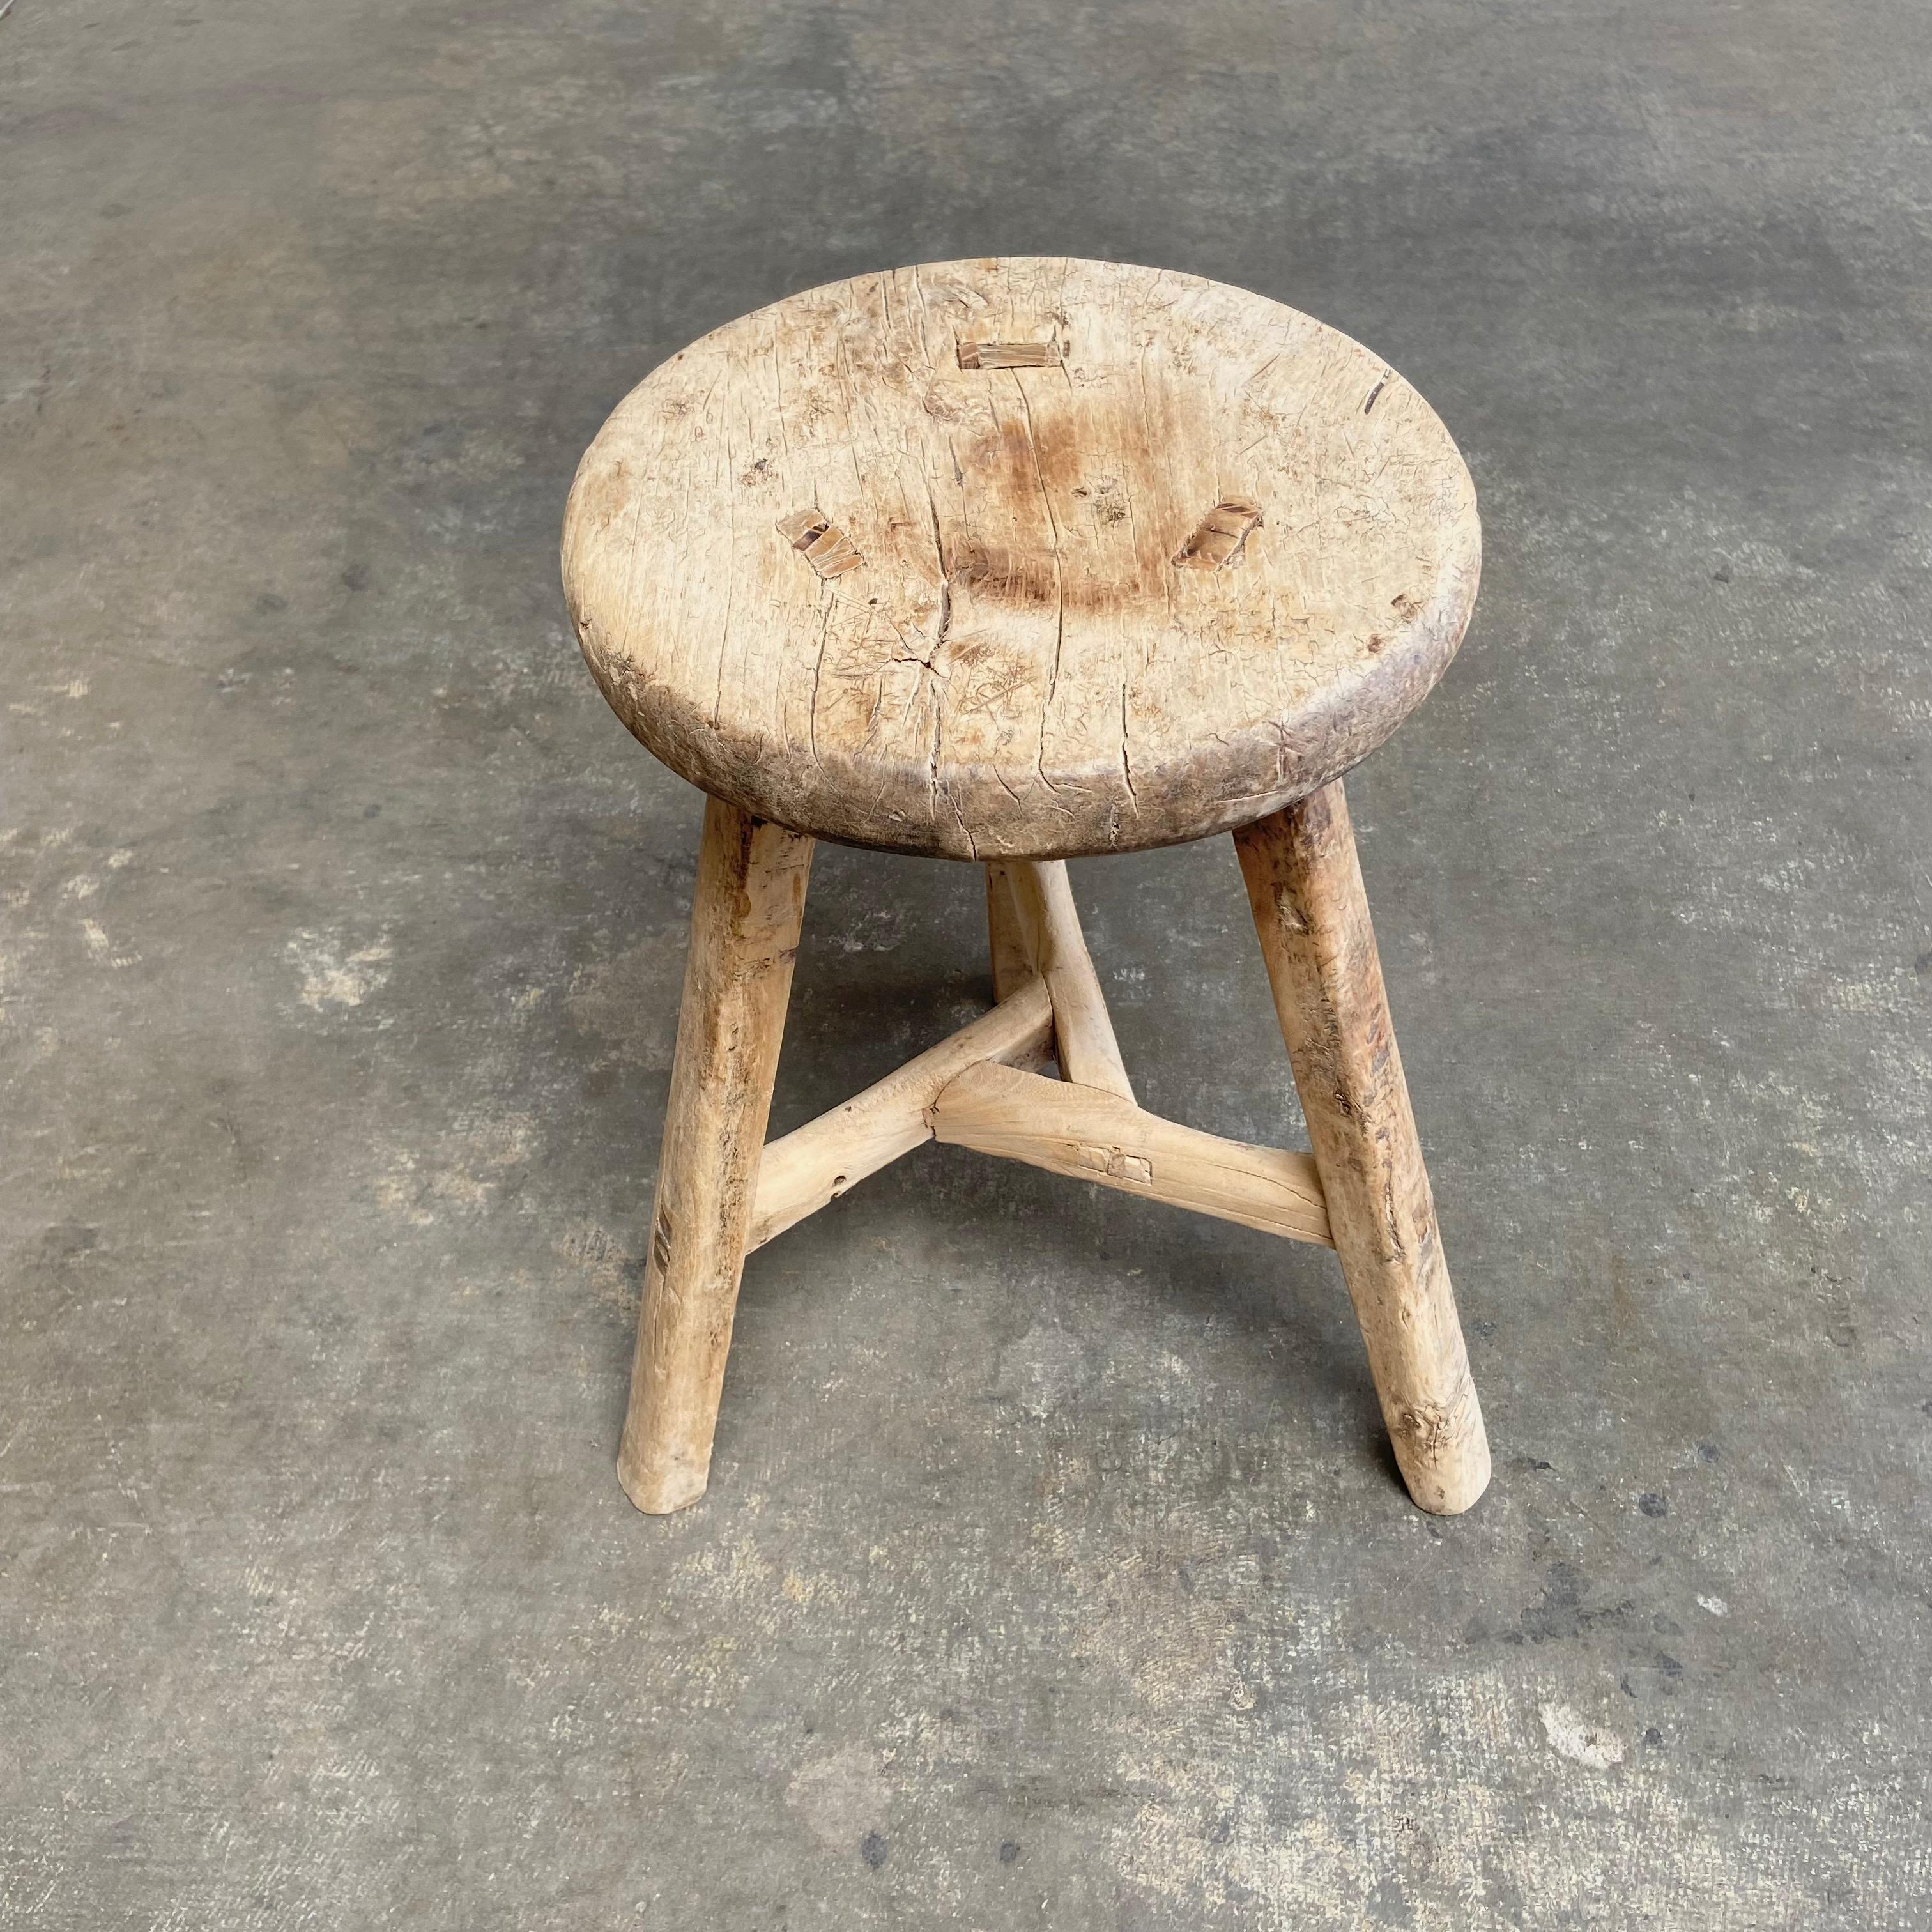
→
(617, 797, 813, 1514)
(1236, 781, 1491, 1515)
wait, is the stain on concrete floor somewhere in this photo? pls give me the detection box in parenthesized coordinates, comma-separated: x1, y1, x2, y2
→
(4, 0, 1930, 1924)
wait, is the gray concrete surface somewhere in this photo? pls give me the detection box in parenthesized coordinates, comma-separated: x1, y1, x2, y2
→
(5, 0, 1931, 1924)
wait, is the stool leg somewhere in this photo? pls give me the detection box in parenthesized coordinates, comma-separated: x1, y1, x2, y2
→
(617, 796, 814, 1514)
(985, 861, 1033, 1003)
(1234, 782, 1491, 1515)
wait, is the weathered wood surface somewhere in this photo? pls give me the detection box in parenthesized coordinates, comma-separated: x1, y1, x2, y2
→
(930, 1061, 1333, 1247)
(1003, 859, 1135, 1099)
(617, 799, 813, 1515)
(1235, 782, 1490, 1515)
(984, 861, 1034, 1004)
(747, 977, 1054, 1251)
(564, 257, 1480, 860)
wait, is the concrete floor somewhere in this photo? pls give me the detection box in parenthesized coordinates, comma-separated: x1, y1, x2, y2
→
(5, 0, 1930, 1924)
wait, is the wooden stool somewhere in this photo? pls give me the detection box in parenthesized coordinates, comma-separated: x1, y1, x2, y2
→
(562, 257, 1491, 1519)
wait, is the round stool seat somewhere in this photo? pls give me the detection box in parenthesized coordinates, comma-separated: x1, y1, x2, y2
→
(564, 257, 1478, 860)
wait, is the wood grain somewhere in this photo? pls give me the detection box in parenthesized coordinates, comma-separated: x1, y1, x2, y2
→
(617, 797, 813, 1515)
(1235, 782, 1490, 1515)
(564, 257, 1480, 860)
(1004, 859, 1134, 1099)
(984, 861, 1034, 1005)
(747, 978, 1054, 1250)
(930, 1062, 1331, 1246)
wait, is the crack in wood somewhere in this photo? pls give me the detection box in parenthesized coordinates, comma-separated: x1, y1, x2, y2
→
(567, 257, 1482, 861)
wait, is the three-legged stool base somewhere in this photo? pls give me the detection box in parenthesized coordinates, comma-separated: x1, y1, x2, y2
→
(617, 782, 1490, 1519)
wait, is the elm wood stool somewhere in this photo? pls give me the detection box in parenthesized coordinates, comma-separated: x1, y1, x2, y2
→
(562, 256, 1491, 1519)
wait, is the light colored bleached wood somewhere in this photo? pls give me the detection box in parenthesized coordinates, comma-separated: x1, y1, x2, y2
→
(984, 861, 1033, 1004)
(929, 1062, 1332, 1247)
(748, 979, 1054, 1251)
(617, 798, 813, 1515)
(563, 256, 1480, 860)
(1235, 781, 1490, 1515)
(1004, 859, 1133, 1100)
